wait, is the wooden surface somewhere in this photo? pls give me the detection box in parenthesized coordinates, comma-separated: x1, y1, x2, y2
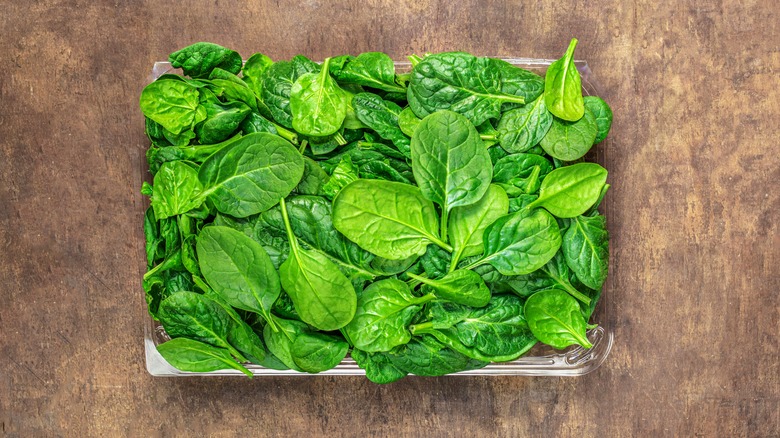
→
(1, 1, 778, 436)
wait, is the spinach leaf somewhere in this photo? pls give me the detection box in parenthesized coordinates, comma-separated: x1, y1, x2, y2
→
(407, 52, 525, 125)
(140, 79, 206, 135)
(496, 95, 553, 153)
(449, 184, 509, 267)
(241, 52, 274, 96)
(262, 316, 310, 371)
(562, 214, 609, 290)
(169, 42, 242, 79)
(353, 92, 411, 156)
(492, 153, 554, 195)
(583, 96, 613, 143)
(194, 88, 251, 144)
(525, 162, 608, 218)
(321, 155, 359, 199)
(198, 132, 304, 217)
(412, 294, 536, 362)
(201, 290, 268, 365)
(290, 332, 349, 373)
(157, 338, 252, 376)
(344, 278, 434, 352)
(492, 59, 545, 105)
(333, 180, 449, 259)
(351, 349, 408, 384)
(525, 289, 592, 349)
(411, 110, 492, 238)
(539, 109, 598, 161)
(419, 244, 451, 279)
(398, 107, 421, 137)
(196, 226, 281, 330)
(151, 161, 204, 220)
(472, 208, 561, 275)
(544, 38, 584, 121)
(386, 335, 487, 376)
(261, 56, 320, 128)
(278, 198, 357, 331)
(332, 52, 406, 93)
(294, 158, 329, 196)
(290, 58, 347, 137)
(408, 269, 491, 307)
(158, 292, 247, 362)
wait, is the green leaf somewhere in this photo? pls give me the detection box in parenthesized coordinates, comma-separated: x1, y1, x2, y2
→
(151, 161, 204, 220)
(261, 56, 320, 128)
(194, 88, 251, 144)
(198, 132, 304, 218)
(352, 93, 410, 156)
(526, 162, 608, 218)
(525, 289, 593, 349)
(493, 59, 545, 105)
(583, 96, 613, 143)
(497, 95, 553, 153)
(262, 316, 310, 371)
(294, 158, 330, 196)
(539, 109, 598, 161)
(290, 58, 347, 137)
(563, 214, 609, 290)
(169, 42, 242, 79)
(241, 52, 274, 96)
(139, 79, 205, 135)
(544, 38, 584, 121)
(351, 349, 408, 384)
(408, 270, 491, 307)
(449, 184, 509, 266)
(411, 110, 492, 216)
(322, 155, 359, 200)
(332, 52, 406, 93)
(492, 153, 554, 195)
(344, 278, 434, 352)
(291, 332, 349, 373)
(407, 52, 525, 126)
(278, 198, 357, 331)
(478, 208, 562, 275)
(157, 338, 252, 376)
(398, 107, 421, 137)
(196, 226, 281, 329)
(332, 179, 448, 260)
(386, 335, 487, 376)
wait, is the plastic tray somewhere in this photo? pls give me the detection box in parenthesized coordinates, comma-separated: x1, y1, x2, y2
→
(138, 58, 614, 377)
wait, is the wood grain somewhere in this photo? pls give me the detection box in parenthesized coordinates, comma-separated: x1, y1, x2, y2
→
(0, 0, 777, 436)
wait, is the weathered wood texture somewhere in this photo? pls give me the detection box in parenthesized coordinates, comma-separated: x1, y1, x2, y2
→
(0, 1, 777, 436)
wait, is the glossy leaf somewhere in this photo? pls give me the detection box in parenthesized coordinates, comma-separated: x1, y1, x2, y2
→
(479, 208, 562, 275)
(497, 95, 553, 153)
(332, 52, 406, 93)
(262, 316, 310, 371)
(151, 161, 204, 220)
(398, 107, 421, 137)
(492, 153, 554, 195)
(449, 184, 509, 265)
(526, 162, 608, 218)
(157, 338, 252, 376)
(291, 332, 349, 373)
(261, 56, 320, 128)
(353, 92, 410, 155)
(525, 289, 593, 349)
(539, 109, 598, 161)
(140, 79, 205, 135)
(351, 349, 408, 384)
(169, 42, 242, 78)
(583, 96, 613, 143)
(409, 270, 491, 307)
(386, 335, 488, 376)
(563, 214, 609, 290)
(544, 38, 584, 121)
(290, 58, 347, 137)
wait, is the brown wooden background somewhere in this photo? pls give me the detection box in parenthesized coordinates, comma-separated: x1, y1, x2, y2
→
(1, 1, 778, 436)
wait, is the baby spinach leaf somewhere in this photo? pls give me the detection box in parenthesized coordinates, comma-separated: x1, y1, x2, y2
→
(262, 316, 310, 371)
(501, 251, 591, 305)
(419, 244, 451, 279)
(525, 162, 608, 218)
(496, 95, 553, 153)
(544, 38, 584, 121)
(196, 226, 281, 330)
(407, 52, 525, 126)
(290, 332, 349, 373)
(525, 289, 593, 349)
(202, 290, 268, 364)
(476, 208, 561, 275)
(158, 292, 247, 362)
(344, 278, 435, 352)
(151, 161, 204, 220)
(411, 111, 492, 234)
(492, 59, 545, 105)
(261, 56, 320, 128)
(295, 158, 329, 196)
(583, 96, 613, 143)
(408, 270, 491, 308)
(386, 335, 487, 376)
(241, 52, 274, 96)
(398, 107, 421, 137)
(353, 93, 411, 156)
(332, 52, 406, 93)
(198, 132, 304, 218)
(563, 214, 609, 290)
(539, 109, 598, 161)
(492, 153, 554, 195)
(332, 179, 449, 260)
(290, 58, 347, 137)
(140, 79, 206, 135)
(278, 198, 357, 331)
(449, 184, 509, 267)
(351, 349, 408, 384)
(412, 294, 537, 362)
(322, 155, 359, 199)
(157, 338, 252, 376)
(194, 88, 251, 144)
(169, 42, 242, 79)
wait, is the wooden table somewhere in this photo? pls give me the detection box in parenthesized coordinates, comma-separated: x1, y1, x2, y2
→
(1, 1, 777, 436)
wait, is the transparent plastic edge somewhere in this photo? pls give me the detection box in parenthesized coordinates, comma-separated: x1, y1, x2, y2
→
(141, 58, 612, 378)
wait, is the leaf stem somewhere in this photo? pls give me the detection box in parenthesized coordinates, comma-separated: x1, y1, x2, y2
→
(409, 322, 434, 334)
(525, 165, 541, 194)
(440, 209, 449, 244)
(274, 123, 299, 145)
(298, 140, 308, 155)
(334, 132, 347, 146)
(480, 134, 498, 141)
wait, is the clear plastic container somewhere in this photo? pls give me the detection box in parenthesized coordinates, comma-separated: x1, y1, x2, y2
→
(139, 58, 614, 377)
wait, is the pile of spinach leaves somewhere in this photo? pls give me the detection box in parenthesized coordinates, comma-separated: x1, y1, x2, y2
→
(140, 39, 612, 382)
